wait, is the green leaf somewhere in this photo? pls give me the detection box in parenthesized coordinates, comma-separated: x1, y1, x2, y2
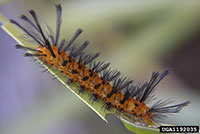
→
(121, 119, 160, 134)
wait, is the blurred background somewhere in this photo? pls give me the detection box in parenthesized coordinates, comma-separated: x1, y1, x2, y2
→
(0, 0, 200, 134)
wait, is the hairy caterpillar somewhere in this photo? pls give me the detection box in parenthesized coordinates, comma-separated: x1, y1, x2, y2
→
(10, 4, 190, 125)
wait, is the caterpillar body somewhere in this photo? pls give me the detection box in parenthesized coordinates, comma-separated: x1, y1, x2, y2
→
(10, 4, 190, 125)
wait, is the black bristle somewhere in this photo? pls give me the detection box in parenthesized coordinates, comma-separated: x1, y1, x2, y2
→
(58, 39, 65, 53)
(70, 41, 89, 58)
(149, 101, 190, 123)
(15, 44, 41, 52)
(63, 29, 83, 51)
(29, 9, 56, 57)
(140, 69, 170, 102)
(20, 15, 39, 32)
(46, 24, 55, 45)
(113, 76, 132, 90)
(10, 19, 44, 46)
(83, 53, 101, 65)
(91, 61, 109, 73)
(55, 4, 62, 46)
(24, 53, 46, 57)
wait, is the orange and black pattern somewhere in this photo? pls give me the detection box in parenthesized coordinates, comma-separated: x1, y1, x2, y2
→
(11, 4, 190, 125)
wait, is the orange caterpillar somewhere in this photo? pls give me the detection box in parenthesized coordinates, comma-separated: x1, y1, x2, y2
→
(11, 4, 190, 125)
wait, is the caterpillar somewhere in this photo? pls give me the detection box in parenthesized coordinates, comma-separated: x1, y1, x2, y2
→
(10, 4, 190, 125)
